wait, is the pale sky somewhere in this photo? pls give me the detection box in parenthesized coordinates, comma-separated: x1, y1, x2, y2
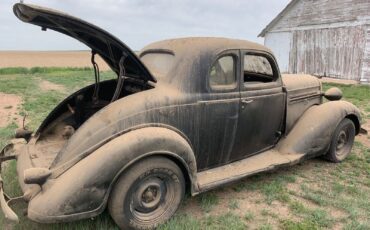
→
(0, 0, 290, 51)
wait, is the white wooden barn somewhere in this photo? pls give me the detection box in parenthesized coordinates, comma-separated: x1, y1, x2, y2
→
(259, 0, 370, 83)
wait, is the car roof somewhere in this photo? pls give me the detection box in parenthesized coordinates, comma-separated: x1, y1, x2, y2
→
(139, 37, 274, 93)
(141, 37, 272, 56)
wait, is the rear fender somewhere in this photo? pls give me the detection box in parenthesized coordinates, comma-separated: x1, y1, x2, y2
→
(27, 127, 197, 223)
(278, 101, 361, 156)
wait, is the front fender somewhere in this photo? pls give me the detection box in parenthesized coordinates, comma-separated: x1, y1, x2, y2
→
(27, 127, 197, 223)
(278, 100, 361, 156)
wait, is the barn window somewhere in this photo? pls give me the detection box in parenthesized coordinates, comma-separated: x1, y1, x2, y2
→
(243, 55, 275, 84)
(209, 55, 236, 89)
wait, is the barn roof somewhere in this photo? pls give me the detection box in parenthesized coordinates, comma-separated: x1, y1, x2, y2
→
(258, 0, 299, 37)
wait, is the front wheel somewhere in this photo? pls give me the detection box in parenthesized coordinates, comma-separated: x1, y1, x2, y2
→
(108, 156, 185, 230)
(325, 118, 356, 163)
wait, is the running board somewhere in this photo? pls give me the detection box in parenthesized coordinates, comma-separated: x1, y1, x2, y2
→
(197, 150, 304, 192)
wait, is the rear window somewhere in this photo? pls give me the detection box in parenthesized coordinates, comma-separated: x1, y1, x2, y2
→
(140, 52, 174, 78)
(209, 55, 236, 89)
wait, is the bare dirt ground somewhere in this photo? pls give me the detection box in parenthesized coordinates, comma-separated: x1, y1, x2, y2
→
(0, 93, 22, 128)
(39, 79, 66, 92)
(0, 51, 110, 70)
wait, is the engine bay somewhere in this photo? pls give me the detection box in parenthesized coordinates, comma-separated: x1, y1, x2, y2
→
(37, 78, 152, 142)
(34, 52, 154, 142)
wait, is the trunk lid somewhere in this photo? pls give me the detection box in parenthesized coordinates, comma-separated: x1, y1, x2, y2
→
(13, 3, 156, 83)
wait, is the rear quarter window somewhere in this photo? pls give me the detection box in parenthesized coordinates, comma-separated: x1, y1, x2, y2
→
(140, 52, 174, 78)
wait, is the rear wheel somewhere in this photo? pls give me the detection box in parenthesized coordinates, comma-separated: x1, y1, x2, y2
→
(325, 118, 355, 163)
(108, 156, 185, 230)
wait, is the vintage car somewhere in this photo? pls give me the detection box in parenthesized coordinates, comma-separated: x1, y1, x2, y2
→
(0, 3, 362, 230)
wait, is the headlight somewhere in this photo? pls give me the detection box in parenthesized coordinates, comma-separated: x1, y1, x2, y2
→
(324, 87, 343, 101)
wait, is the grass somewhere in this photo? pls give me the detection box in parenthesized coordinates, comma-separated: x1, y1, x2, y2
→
(197, 192, 219, 212)
(0, 69, 369, 229)
(0, 67, 93, 75)
(159, 212, 246, 230)
(322, 83, 370, 119)
(231, 173, 295, 205)
(0, 67, 115, 131)
(0, 123, 18, 151)
(228, 199, 239, 210)
(244, 212, 254, 222)
(280, 208, 333, 229)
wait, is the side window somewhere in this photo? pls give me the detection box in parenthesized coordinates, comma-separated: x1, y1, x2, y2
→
(244, 54, 275, 84)
(209, 55, 236, 89)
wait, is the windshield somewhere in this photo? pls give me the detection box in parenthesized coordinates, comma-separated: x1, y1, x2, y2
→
(140, 52, 174, 80)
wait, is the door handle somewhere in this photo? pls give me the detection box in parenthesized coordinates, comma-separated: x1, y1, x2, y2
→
(241, 99, 254, 104)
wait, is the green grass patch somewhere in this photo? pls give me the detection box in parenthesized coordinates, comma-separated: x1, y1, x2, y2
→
(258, 223, 273, 230)
(228, 199, 239, 210)
(204, 212, 246, 230)
(197, 192, 219, 212)
(41, 69, 116, 91)
(300, 184, 328, 206)
(289, 201, 307, 214)
(231, 172, 295, 204)
(260, 178, 291, 204)
(0, 67, 94, 75)
(244, 211, 254, 222)
(0, 123, 18, 150)
(292, 142, 370, 225)
(282, 208, 333, 229)
(160, 212, 246, 230)
(322, 83, 370, 118)
(281, 219, 320, 230)
(2, 160, 22, 196)
(343, 221, 370, 230)
(0, 69, 115, 130)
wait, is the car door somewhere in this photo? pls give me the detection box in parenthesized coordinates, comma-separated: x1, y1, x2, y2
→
(230, 50, 285, 161)
(197, 51, 241, 170)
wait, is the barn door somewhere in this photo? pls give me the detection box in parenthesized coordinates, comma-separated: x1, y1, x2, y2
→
(264, 32, 292, 73)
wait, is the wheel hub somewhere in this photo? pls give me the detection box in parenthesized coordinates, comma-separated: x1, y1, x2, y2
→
(142, 186, 158, 203)
(336, 130, 347, 151)
(133, 178, 165, 213)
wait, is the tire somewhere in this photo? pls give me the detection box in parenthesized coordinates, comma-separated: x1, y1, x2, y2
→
(325, 118, 355, 163)
(108, 156, 185, 230)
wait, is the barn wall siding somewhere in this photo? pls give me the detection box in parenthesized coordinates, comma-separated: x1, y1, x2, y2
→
(360, 26, 370, 83)
(272, 0, 370, 32)
(289, 26, 366, 80)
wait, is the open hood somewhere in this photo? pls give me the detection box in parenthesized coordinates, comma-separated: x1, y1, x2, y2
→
(13, 3, 156, 83)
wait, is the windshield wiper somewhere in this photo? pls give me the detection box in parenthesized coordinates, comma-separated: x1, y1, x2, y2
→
(91, 51, 100, 102)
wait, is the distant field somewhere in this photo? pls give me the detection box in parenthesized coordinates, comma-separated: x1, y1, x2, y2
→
(0, 51, 110, 70)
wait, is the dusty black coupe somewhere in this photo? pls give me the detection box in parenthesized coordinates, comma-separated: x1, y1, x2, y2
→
(0, 3, 361, 230)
